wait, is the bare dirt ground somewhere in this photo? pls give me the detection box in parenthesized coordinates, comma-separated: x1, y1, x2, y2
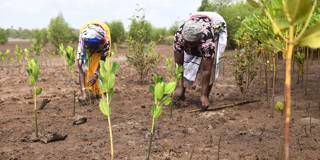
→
(0, 42, 320, 160)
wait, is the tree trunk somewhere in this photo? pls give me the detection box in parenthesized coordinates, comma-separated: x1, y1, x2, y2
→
(283, 26, 295, 160)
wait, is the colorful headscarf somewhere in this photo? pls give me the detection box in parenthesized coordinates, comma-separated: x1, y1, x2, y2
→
(181, 19, 207, 42)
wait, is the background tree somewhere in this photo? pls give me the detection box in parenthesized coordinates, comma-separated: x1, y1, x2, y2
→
(31, 29, 48, 55)
(198, 0, 255, 48)
(127, 8, 159, 82)
(108, 20, 126, 44)
(150, 27, 168, 43)
(47, 13, 77, 53)
(0, 28, 8, 44)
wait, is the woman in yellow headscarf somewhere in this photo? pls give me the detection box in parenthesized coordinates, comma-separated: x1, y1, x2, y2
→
(76, 20, 112, 99)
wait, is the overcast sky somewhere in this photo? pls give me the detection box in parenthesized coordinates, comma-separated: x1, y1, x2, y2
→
(0, 0, 202, 29)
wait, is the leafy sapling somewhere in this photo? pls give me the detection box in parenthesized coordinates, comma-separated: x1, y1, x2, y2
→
(4, 49, 11, 64)
(15, 45, 25, 77)
(98, 58, 120, 160)
(164, 58, 183, 117)
(275, 101, 284, 115)
(0, 51, 5, 62)
(15, 45, 23, 64)
(26, 58, 42, 138)
(59, 44, 77, 116)
(24, 48, 30, 61)
(146, 74, 177, 160)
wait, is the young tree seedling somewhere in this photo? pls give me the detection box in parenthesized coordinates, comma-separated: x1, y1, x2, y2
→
(146, 74, 176, 160)
(4, 49, 11, 65)
(15, 45, 23, 64)
(26, 58, 42, 138)
(59, 44, 76, 116)
(164, 58, 183, 117)
(15, 45, 24, 78)
(249, 0, 320, 159)
(0, 51, 6, 63)
(98, 58, 120, 160)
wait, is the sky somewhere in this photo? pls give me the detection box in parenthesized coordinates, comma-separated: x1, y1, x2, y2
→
(0, 0, 202, 29)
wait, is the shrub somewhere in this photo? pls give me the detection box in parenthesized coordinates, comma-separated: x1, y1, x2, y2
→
(108, 20, 126, 44)
(0, 28, 8, 44)
(47, 13, 76, 53)
(31, 29, 48, 55)
(127, 8, 159, 82)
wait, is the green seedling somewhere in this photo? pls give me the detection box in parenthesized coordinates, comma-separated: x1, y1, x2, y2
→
(15, 45, 23, 64)
(275, 101, 284, 112)
(26, 58, 42, 138)
(59, 44, 77, 115)
(98, 58, 120, 160)
(59, 44, 76, 67)
(0, 51, 5, 62)
(164, 58, 183, 117)
(0, 49, 10, 63)
(4, 49, 11, 64)
(165, 58, 183, 81)
(31, 39, 43, 56)
(24, 48, 30, 61)
(146, 74, 176, 160)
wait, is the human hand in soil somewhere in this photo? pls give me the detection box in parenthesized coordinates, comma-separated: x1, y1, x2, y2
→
(78, 90, 88, 105)
(173, 86, 186, 100)
(79, 90, 87, 99)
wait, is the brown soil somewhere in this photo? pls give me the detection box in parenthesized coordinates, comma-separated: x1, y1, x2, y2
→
(0, 42, 320, 160)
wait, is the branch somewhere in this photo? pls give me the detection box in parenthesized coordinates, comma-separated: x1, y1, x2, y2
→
(294, 0, 317, 44)
(188, 99, 260, 113)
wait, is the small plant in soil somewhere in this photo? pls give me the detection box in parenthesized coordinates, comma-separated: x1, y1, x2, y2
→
(2, 49, 11, 64)
(164, 57, 183, 117)
(24, 48, 30, 60)
(98, 58, 120, 160)
(15, 45, 23, 64)
(234, 47, 258, 98)
(0, 51, 8, 62)
(26, 58, 42, 138)
(146, 74, 176, 160)
(59, 44, 76, 116)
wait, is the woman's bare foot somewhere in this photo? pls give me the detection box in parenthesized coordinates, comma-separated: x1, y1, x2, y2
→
(200, 95, 209, 110)
(174, 87, 186, 100)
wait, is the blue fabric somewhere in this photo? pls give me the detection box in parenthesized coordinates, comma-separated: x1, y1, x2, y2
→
(83, 38, 102, 51)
